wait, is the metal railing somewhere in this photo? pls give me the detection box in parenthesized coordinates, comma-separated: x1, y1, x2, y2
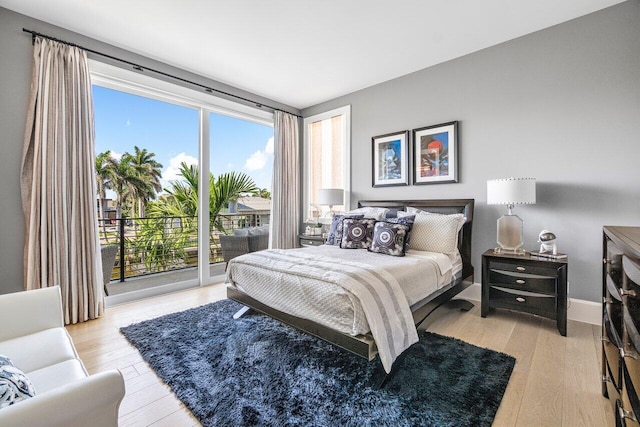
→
(98, 212, 269, 282)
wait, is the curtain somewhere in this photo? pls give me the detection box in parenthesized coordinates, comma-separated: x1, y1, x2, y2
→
(270, 111, 300, 249)
(21, 37, 103, 324)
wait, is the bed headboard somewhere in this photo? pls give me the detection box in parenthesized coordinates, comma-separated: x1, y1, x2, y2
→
(358, 199, 474, 280)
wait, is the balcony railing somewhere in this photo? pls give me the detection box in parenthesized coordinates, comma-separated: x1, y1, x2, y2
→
(99, 212, 269, 282)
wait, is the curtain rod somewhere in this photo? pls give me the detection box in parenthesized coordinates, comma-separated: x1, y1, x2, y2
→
(22, 28, 301, 118)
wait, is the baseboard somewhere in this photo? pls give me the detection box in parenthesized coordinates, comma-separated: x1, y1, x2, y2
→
(455, 283, 601, 326)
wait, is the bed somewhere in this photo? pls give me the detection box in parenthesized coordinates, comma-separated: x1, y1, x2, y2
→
(226, 199, 474, 374)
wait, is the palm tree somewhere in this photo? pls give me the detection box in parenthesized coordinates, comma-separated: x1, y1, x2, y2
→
(148, 162, 258, 232)
(107, 153, 150, 219)
(129, 146, 163, 217)
(95, 150, 115, 221)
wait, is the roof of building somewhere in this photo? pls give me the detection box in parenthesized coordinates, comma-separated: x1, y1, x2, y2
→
(237, 196, 271, 212)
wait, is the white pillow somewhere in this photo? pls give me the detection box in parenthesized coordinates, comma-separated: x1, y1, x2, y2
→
(346, 207, 389, 220)
(398, 211, 465, 254)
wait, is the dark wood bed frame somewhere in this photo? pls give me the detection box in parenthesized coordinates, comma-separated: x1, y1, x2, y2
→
(227, 199, 475, 364)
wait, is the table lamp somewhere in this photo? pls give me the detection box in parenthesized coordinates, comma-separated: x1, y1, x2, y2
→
(318, 188, 344, 214)
(487, 177, 536, 254)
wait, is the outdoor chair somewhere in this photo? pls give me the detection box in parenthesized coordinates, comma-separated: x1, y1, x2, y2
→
(101, 245, 118, 296)
(220, 227, 269, 269)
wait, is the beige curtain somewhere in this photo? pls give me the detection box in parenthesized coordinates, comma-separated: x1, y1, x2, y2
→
(270, 111, 300, 249)
(21, 37, 103, 324)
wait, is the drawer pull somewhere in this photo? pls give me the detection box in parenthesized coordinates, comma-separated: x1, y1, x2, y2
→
(619, 406, 638, 423)
(516, 279, 526, 285)
(620, 289, 637, 297)
(602, 374, 612, 383)
(621, 347, 640, 360)
(604, 258, 610, 264)
(516, 266, 526, 271)
(515, 297, 526, 303)
(603, 297, 613, 304)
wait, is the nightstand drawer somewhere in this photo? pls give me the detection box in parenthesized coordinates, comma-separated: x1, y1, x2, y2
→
(489, 286, 556, 318)
(300, 237, 323, 247)
(488, 269, 556, 294)
(489, 260, 557, 277)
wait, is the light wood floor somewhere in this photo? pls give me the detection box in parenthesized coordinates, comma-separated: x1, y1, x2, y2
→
(66, 284, 612, 426)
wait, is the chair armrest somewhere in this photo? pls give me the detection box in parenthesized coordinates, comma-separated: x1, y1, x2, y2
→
(0, 370, 125, 427)
(0, 287, 64, 341)
(220, 235, 251, 262)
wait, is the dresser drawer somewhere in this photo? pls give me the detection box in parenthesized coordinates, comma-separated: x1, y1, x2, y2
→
(622, 365, 640, 427)
(489, 269, 556, 294)
(604, 311, 623, 389)
(488, 260, 557, 277)
(489, 286, 556, 318)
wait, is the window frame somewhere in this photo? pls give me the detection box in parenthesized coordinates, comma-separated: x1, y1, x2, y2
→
(89, 60, 274, 302)
(302, 105, 351, 224)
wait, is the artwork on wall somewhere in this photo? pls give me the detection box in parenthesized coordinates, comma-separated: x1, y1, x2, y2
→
(372, 130, 409, 187)
(412, 121, 458, 185)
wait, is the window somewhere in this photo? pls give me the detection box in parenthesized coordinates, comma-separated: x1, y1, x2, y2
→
(303, 106, 351, 221)
(90, 60, 273, 301)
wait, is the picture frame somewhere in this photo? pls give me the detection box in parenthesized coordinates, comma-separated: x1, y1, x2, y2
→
(412, 121, 458, 185)
(372, 130, 409, 187)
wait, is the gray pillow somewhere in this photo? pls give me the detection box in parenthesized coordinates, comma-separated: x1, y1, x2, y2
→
(248, 225, 269, 236)
(232, 228, 249, 237)
(0, 355, 36, 408)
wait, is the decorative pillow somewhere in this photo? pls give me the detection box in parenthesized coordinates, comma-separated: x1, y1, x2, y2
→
(232, 228, 249, 237)
(326, 214, 364, 245)
(248, 225, 269, 236)
(0, 355, 36, 408)
(340, 218, 376, 249)
(346, 207, 389, 220)
(405, 206, 424, 214)
(368, 221, 412, 257)
(398, 211, 465, 254)
(384, 215, 415, 249)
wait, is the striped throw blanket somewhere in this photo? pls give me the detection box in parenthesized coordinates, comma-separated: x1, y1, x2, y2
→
(228, 249, 418, 373)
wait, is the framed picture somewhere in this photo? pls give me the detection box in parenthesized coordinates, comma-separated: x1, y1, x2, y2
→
(412, 121, 458, 185)
(372, 131, 409, 187)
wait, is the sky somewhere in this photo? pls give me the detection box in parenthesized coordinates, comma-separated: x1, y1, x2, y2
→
(92, 85, 274, 197)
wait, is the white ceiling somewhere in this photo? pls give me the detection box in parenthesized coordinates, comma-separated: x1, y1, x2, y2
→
(1, 0, 625, 110)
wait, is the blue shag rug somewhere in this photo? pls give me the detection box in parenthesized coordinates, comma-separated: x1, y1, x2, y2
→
(120, 299, 515, 426)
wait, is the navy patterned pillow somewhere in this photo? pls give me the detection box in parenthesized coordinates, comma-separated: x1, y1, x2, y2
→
(384, 215, 415, 249)
(0, 355, 36, 408)
(368, 221, 412, 256)
(326, 214, 364, 245)
(340, 218, 376, 249)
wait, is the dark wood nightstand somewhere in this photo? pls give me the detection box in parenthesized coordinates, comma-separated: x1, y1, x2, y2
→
(481, 249, 568, 336)
(298, 234, 325, 247)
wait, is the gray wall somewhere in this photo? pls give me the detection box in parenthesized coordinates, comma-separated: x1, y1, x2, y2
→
(302, 1, 640, 302)
(0, 7, 300, 294)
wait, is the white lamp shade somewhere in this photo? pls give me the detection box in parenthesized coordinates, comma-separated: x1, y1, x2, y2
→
(318, 188, 344, 206)
(487, 178, 536, 205)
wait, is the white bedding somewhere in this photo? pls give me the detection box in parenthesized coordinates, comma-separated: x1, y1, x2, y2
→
(226, 245, 461, 372)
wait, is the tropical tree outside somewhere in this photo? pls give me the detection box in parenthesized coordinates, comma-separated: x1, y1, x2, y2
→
(129, 146, 163, 217)
(148, 162, 259, 232)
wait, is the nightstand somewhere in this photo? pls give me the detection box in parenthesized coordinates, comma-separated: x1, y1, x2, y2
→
(298, 234, 325, 247)
(481, 249, 568, 336)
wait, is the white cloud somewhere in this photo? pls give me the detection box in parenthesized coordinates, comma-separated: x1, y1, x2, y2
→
(126, 119, 131, 127)
(110, 150, 123, 160)
(245, 150, 268, 171)
(160, 152, 198, 191)
(244, 137, 275, 172)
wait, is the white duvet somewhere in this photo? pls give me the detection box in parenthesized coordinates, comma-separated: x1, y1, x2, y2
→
(227, 245, 459, 372)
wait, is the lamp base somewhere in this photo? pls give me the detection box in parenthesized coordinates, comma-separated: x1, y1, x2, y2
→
(495, 214, 525, 254)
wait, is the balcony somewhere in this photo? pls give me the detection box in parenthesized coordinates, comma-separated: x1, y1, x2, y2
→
(100, 212, 269, 295)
